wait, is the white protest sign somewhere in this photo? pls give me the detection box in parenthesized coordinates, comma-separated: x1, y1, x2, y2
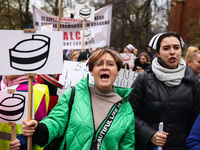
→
(0, 30, 63, 75)
(57, 61, 138, 98)
(120, 53, 134, 63)
(75, 3, 95, 22)
(0, 91, 32, 124)
(32, 4, 112, 49)
(41, 24, 53, 31)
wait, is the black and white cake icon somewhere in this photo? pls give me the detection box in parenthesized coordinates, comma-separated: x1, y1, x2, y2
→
(0, 94, 25, 121)
(79, 6, 91, 19)
(9, 34, 50, 71)
(84, 29, 91, 37)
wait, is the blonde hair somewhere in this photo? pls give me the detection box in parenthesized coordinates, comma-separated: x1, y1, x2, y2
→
(70, 50, 80, 60)
(185, 46, 199, 62)
(133, 48, 138, 56)
(185, 50, 200, 64)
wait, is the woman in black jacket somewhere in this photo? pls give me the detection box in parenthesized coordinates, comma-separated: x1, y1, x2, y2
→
(129, 31, 200, 150)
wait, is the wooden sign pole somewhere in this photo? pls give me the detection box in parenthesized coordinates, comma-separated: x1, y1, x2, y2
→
(8, 122, 16, 141)
(7, 89, 17, 142)
(25, 73, 36, 150)
(88, 38, 90, 53)
(124, 63, 127, 70)
(81, 18, 86, 52)
(57, 0, 63, 31)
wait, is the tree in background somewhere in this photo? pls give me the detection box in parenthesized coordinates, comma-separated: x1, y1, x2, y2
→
(90, 0, 170, 52)
(0, 0, 170, 53)
(186, 18, 200, 46)
(0, 0, 32, 29)
(40, 0, 68, 16)
(40, 0, 170, 52)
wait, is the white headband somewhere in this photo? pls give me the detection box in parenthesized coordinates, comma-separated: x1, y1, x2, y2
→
(148, 32, 185, 50)
(126, 44, 135, 51)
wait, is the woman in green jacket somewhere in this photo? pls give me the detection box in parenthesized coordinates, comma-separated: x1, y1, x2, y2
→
(22, 48, 135, 150)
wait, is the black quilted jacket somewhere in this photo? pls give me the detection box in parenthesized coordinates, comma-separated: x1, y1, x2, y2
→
(129, 65, 200, 150)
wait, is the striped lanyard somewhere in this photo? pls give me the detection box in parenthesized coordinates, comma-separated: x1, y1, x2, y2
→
(95, 100, 124, 150)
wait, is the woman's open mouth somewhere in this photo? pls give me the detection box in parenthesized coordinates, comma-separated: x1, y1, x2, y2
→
(169, 57, 176, 63)
(100, 74, 110, 80)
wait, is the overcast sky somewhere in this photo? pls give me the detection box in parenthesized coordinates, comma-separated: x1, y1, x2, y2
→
(30, 0, 43, 11)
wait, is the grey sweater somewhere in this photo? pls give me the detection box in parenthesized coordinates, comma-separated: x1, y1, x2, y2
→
(89, 84, 122, 130)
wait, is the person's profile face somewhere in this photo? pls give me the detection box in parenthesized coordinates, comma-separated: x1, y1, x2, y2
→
(134, 49, 138, 55)
(91, 53, 118, 90)
(188, 53, 200, 74)
(72, 53, 79, 61)
(157, 36, 182, 69)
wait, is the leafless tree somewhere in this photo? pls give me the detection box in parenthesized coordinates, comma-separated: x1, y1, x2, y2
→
(90, 0, 170, 52)
(0, 0, 32, 29)
(0, 0, 170, 51)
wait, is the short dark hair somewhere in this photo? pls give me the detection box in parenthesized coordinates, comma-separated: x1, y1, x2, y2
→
(156, 31, 183, 51)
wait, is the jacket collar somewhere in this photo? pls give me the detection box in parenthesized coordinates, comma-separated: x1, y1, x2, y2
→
(76, 74, 132, 100)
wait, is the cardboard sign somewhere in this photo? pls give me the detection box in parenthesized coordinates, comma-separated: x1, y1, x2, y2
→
(120, 53, 134, 63)
(0, 91, 32, 124)
(0, 30, 63, 75)
(57, 61, 138, 98)
(32, 4, 112, 49)
(75, 3, 95, 22)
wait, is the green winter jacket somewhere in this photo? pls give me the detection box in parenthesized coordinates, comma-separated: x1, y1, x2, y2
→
(40, 76, 135, 150)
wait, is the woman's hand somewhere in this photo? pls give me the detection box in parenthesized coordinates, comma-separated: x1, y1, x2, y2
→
(22, 119, 38, 136)
(150, 131, 169, 146)
(9, 139, 20, 150)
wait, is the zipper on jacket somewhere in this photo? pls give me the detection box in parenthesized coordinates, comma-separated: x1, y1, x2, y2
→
(89, 85, 96, 150)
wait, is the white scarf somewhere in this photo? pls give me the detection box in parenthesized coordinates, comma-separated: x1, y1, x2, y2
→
(152, 57, 186, 87)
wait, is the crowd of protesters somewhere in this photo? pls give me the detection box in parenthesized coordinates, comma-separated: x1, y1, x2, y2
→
(1, 31, 200, 150)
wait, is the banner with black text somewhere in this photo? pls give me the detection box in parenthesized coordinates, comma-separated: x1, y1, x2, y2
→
(32, 4, 112, 49)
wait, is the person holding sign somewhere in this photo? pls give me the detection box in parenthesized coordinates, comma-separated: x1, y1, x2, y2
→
(0, 75, 49, 150)
(22, 49, 135, 149)
(123, 44, 137, 70)
(128, 31, 200, 150)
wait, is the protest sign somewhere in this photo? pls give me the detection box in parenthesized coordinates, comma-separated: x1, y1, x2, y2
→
(75, 3, 95, 22)
(57, 61, 138, 98)
(120, 53, 134, 63)
(0, 30, 63, 75)
(0, 91, 31, 124)
(32, 4, 112, 49)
